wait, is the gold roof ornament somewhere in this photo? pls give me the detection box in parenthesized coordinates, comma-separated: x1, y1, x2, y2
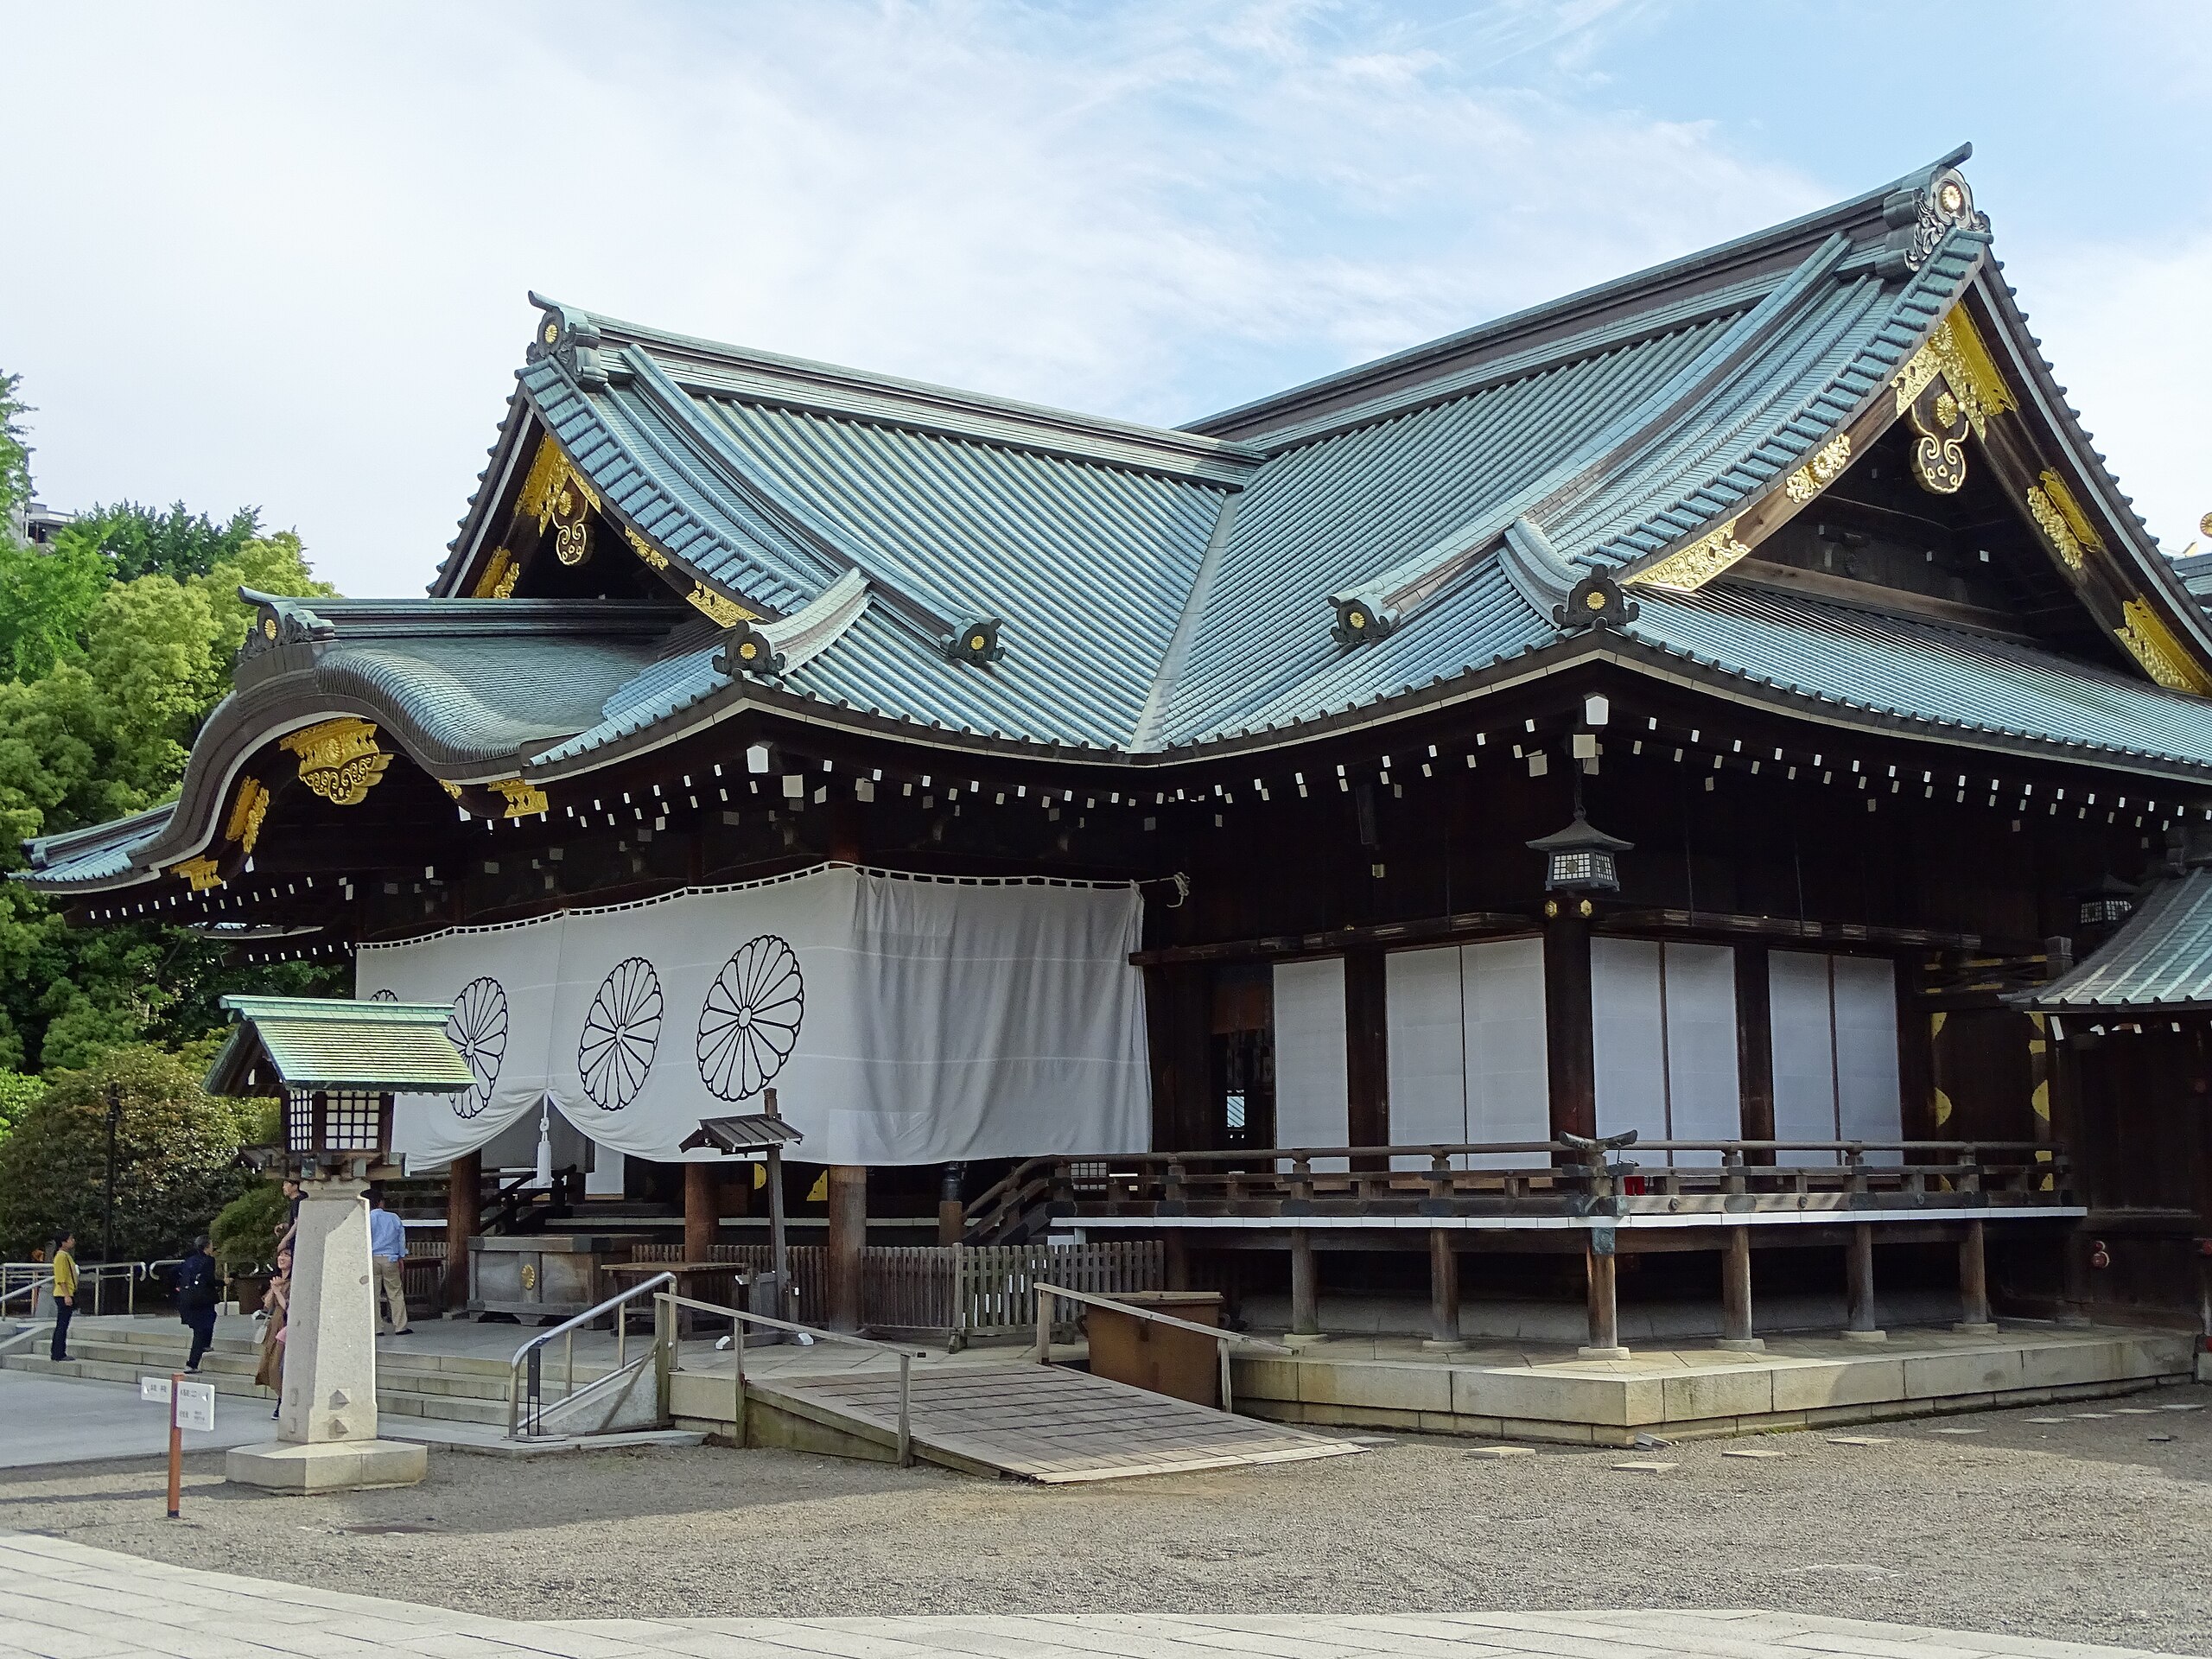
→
(623, 524, 671, 571)
(516, 435, 601, 569)
(1783, 435, 1853, 504)
(170, 855, 222, 893)
(490, 779, 550, 818)
(1892, 308, 2016, 496)
(686, 582, 754, 628)
(222, 778, 270, 854)
(1629, 518, 1751, 594)
(2116, 599, 2212, 696)
(278, 718, 392, 807)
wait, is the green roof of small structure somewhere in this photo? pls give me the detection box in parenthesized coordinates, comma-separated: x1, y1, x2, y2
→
(206, 995, 477, 1096)
(2018, 869, 2212, 1016)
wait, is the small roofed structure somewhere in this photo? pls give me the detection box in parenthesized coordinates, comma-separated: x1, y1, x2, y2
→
(679, 1114, 806, 1154)
(2018, 868, 2212, 1020)
(207, 995, 475, 1179)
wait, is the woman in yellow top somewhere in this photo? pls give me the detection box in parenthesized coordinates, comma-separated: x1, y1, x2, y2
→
(48, 1232, 76, 1362)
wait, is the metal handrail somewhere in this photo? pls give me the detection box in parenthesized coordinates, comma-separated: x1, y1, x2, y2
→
(508, 1270, 673, 1438)
(1, 1275, 52, 1316)
(1030, 1281, 1289, 1414)
(656, 1290, 924, 1468)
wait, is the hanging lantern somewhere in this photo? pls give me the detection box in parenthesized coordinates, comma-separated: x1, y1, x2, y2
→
(1527, 810, 1633, 894)
(2075, 873, 2137, 931)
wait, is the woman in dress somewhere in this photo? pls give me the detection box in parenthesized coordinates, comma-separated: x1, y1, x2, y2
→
(255, 1247, 291, 1413)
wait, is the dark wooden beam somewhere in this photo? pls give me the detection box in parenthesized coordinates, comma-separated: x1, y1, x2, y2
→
(1544, 905, 1597, 1141)
(1344, 949, 1389, 1160)
(1734, 942, 1776, 1149)
(1130, 910, 1529, 968)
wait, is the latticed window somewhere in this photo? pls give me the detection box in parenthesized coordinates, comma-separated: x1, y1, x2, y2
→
(284, 1089, 392, 1154)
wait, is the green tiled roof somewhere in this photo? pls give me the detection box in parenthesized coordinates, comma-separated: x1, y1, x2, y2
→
(206, 995, 476, 1096)
(2020, 870, 2212, 1015)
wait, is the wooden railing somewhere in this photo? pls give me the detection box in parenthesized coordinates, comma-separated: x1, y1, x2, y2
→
(967, 1139, 2071, 1231)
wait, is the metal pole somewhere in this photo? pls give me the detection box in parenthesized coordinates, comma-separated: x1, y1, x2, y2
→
(102, 1083, 122, 1265)
(1217, 1338, 1233, 1414)
(764, 1089, 791, 1330)
(1035, 1284, 1052, 1363)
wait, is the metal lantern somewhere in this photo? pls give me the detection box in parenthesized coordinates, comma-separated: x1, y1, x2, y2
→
(1527, 810, 1634, 894)
(2075, 873, 2137, 931)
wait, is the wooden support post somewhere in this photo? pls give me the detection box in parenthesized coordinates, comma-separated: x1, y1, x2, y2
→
(1344, 950, 1389, 1167)
(1844, 1221, 1885, 1341)
(827, 1165, 867, 1333)
(1956, 1217, 1996, 1332)
(683, 1161, 717, 1266)
(937, 1163, 965, 1247)
(1580, 1237, 1625, 1357)
(1733, 943, 1775, 1160)
(1717, 1226, 1762, 1351)
(1424, 1228, 1465, 1351)
(1164, 1231, 1191, 1292)
(1287, 1229, 1319, 1341)
(444, 1150, 480, 1315)
(1544, 904, 1597, 1141)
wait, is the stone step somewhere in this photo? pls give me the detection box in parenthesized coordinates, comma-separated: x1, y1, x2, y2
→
(60, 1330, 523, 1383)
(3, 1351, 514, 1424)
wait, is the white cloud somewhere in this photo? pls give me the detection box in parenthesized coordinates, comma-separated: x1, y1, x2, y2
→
(2, 1, 1822, 594)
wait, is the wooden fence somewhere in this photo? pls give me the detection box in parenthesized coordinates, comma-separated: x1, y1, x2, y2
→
(628, 1239, 1160, 1345)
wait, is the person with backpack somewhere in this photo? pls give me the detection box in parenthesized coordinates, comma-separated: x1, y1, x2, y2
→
(174, 1236, 220, 1372)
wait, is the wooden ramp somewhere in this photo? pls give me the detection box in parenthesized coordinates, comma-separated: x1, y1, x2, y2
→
(750, 1363, 1365, 1483)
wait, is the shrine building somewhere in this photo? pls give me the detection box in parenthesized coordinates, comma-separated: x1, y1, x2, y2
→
(23, 145, 2212, 1359)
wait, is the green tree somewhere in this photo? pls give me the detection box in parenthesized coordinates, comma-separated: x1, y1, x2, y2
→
(211, 1179, 288, 1272)
(0, 373, 30, 528)
(0, 1068, 40, 1146)
(0, 1044, 264, 1262)
(0, 373, 344, 1073)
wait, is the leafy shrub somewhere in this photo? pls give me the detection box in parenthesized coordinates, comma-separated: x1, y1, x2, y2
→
(0, 1043, 262, 1261)
(211, 1179, 288, 1271)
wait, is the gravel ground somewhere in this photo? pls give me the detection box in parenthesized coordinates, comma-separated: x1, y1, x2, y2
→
(5, 1384, 2209, 1655)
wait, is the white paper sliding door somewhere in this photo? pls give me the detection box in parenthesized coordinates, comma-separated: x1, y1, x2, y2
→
(1463, 938, 1550, 1166)
(1382, 938, 1551, 1170)
(1769, 950, 1903, 1162)
(1274, 957, 1349, 1168)
(1386, 946, 1466, 1169)
(1592, 938, 1742, 1162)
(1834, 956, 1904, 1160)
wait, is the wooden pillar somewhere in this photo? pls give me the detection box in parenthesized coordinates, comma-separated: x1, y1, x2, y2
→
(683, 1161, 718, 1265)
(1163, 1231, 1191, 1292)
(1844, 1222, 1885, 1340)
(826, 1165, 868, 1332)
(1733, 943, 1775, 1160)
(1544, 904, 1597, 1141)
(1580, 1237, 1624, 1357)
(1287, 1230, 1319, 1339)
(1717, 1226, 1761, 1351)
(1145, 964, 1210, 1152)
(1424, 1229, 1465, 1350)
(1956, 1218, 1996, 1332)
(1344, 950, 1389, 1165)
(1897, 957, 1938, 1141)
(937, 1163, 965, 1247)
(2048, 1020, 2094, 1325)
(444, 1150, 480, 1314)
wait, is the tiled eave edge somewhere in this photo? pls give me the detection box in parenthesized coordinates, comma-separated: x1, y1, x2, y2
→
(28, 620, 2212, 903)
(511, 621, 2212, 790)
(433, 388, 537, 599)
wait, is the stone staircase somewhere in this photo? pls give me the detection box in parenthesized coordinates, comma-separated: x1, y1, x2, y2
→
(1, 1323, 538, 1429)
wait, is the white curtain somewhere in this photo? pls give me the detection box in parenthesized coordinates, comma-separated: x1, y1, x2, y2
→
(1385, 946, 1466, 1170)
(367, 864, 1148, 1168)
(1272, 957, 1348, 1168)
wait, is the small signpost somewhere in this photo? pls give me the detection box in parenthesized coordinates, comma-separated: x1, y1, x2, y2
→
(142, 1373, 217, 1518)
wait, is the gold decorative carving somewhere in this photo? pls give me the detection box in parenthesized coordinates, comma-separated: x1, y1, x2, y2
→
(686, 582, 757, 628)
(490, 778, 550, 818)
(472, 548, 516, 599)
(1784, 435, 1853, 504)
(2024, 473, 2104, 573)
(279, 718, 392, 807)
(1629, 518, 1751, 594)
(2117, 599, 2212, 695)
(1892, 308, 2017, 496)
(171, 855, 222, 893)
(439, 780, 463, 800)
(222, 778, 270, 854)
(516, 435, 600, 569)
(623, 525, 671, 571)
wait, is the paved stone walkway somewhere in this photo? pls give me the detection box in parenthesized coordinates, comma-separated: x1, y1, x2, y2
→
(0, 1532, 2183, 1659)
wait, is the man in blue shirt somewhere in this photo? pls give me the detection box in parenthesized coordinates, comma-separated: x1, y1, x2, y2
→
(366, 1191, 413, 1337)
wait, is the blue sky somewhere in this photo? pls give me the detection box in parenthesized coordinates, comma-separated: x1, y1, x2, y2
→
(3, 1, 2206, 594)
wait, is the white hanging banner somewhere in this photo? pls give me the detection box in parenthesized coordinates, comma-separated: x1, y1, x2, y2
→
(365, 865, 1148, 1167)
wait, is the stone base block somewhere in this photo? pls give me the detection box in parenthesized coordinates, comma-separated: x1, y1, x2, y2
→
(1282, 1332, 1327, 1350)
(1421, 1338, 1471, 1353)
(225, 1439, 428, 1493)
(1840, 1328, 1889, 1344)
(1577, 1345, 1631, 1360)
(1954, 1322, 2001, 1337)
(1715, 1338, 1767, 1353)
